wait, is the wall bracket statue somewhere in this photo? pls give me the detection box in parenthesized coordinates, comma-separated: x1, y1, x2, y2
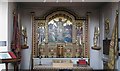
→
(92, 27, 101, 50)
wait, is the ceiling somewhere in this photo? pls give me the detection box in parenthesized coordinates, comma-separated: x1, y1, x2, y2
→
(19, 2, 107, 9)
(2, 0, 118, 2)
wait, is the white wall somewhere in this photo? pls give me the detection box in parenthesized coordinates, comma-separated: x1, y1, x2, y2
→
(8, 2, 17, 51)
(0, 2, 8, 52)
(100, 3, 118, 39)
(20, 10, 32, 69)
(0, 2, 8, 71)
(99, 2, 119, 70)
(89, 9, 103, 69)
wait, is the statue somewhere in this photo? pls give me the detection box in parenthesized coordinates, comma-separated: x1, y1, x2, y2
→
(93, 27, 100, 48)
(105, 18, 110, 38)
(22, 26, 27, 46)
(53, 18, 67, 42)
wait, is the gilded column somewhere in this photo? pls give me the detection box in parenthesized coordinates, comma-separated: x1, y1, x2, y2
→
(45, 20, 48, 57)
(31, 12, 35, 69)
(84, 13, 90, 58)
(31, 12, 36, 57)
(72, 20, 76, 57)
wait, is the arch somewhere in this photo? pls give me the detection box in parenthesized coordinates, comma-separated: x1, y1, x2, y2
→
(46, 11, 75, 22)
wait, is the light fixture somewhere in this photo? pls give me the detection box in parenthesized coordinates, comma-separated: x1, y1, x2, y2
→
(70, 0, 72, 2)
(43, 0, 46, 2)
(56, 0, 58, 2)
(82, 0, 84, 2)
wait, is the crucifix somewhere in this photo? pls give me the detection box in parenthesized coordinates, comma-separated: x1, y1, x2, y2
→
(57, 45, 64, 58)
(59, 46, 62, 56)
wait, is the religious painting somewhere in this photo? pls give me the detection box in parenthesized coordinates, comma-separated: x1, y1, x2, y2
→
(48, 21, 57, 42)
(76, 26, 83, 44)
(48, 17, 72, 43)
(37, 26, 45, 43)
(76, 21, 85, 46)
(64, 23, 72, 43)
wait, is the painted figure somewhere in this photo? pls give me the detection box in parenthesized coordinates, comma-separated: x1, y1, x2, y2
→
(53, 18, 67, 42)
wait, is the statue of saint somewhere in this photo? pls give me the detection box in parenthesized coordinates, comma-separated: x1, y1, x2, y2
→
(22, 27, 27, 46)
(93, 27, 100, 47)
(105, 18, 110, 38)
(53, 18, 67, 42)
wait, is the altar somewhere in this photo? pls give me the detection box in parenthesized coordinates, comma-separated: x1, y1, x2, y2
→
(31, 8, 90, 69)
(33, 58, 89, 65)
(33, 58, 91, 71)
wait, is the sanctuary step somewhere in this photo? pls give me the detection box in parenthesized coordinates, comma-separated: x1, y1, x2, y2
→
(33, 64, 92, 71)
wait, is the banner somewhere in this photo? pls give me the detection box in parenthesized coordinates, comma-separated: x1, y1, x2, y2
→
(11, 12, 21, 58)
(108, 11, 118, 69)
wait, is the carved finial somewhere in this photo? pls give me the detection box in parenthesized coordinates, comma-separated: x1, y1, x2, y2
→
(13, 9, 16, 15)
(86, 12, 91, 16)
(30, 12, 35, 14)
(116, 10, 119, 15)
